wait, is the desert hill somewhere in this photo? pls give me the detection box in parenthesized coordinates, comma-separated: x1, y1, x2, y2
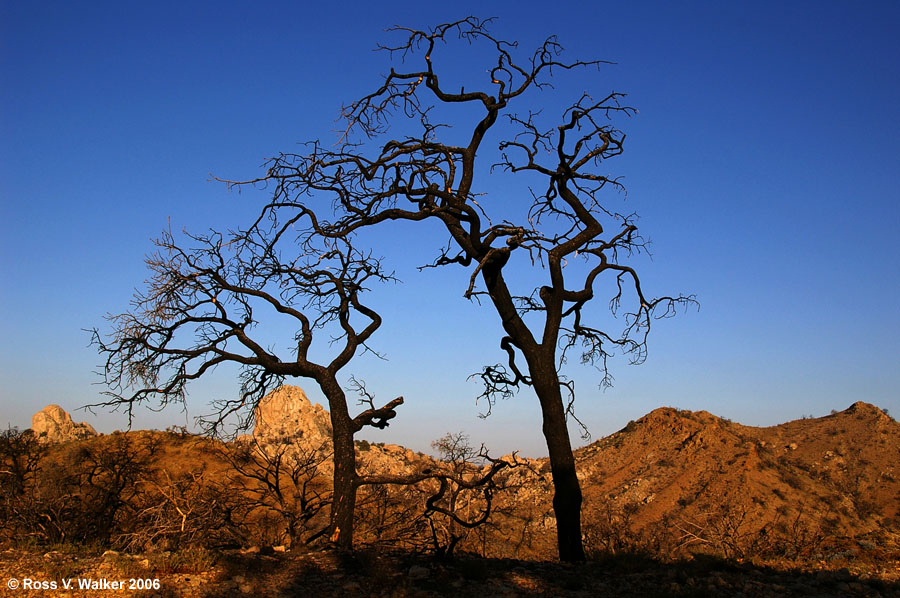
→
(454, 400, 899, 561)
(7, 393, 899, 565)
(569, 401, 900, 558)
(3, 393, 900, 596)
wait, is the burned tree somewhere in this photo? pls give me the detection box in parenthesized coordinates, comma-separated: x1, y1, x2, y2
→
(224, 18, 694, 561)
(356, 437, 515, 555)
(422, 432, 509, 556)
(92, 216, 402, 549)
(220, 433, 331, 547)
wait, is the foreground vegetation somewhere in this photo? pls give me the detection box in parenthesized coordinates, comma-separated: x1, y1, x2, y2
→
(3, 425, 899, 572)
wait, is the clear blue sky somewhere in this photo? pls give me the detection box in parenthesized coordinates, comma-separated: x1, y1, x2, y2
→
(2, 1, 898, 456)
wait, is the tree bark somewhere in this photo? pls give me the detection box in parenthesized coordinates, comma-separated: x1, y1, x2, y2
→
(531, 366, 585, 562)
(322, 381, 357, 550)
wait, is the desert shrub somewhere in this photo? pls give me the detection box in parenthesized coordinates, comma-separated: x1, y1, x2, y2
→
(33, 434, 156, 545)
(584, 497, 837, 564)
(355, 482, 431, 550)
(0, 433, 156, 546)
(148, 546, 219, 574)
(770, 510, 826, 559)
(123, 468, 247, 552)
(0, 427, 46, 542)
(583, 501, 651, 556)
(1, 431, 244, 552)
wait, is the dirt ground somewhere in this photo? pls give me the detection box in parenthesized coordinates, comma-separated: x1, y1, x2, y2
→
(2, 545, 899, 598)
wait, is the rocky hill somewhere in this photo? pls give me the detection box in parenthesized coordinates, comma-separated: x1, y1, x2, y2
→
(248, 385, 435, 480)
(574, 401, 899, 540)
(19, 392, 900, 564)
(433, 400, 897, 562)
(251, 385, 332, 451)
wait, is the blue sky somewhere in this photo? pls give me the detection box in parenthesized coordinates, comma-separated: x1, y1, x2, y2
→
(2, 1, 898, 457)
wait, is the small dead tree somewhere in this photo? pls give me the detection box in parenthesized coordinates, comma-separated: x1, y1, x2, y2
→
(356, 430, 516, 556)
(221, 433, 331, 546)
(221, 17, 695, 561)
(0, 427, 44, 499)
(126, 469, 221, 550)
(17, 434, 155, 546)
(92, 214, 402, 549)
(426, 432, 491, 555)
(673, 500, 772, 559)
(0, 427, 45, 542)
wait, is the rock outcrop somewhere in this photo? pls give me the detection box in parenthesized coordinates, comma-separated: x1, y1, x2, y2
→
(249, 385, 421, 476)
(31, 404, 98, 443)
(252, 386, 333, 453)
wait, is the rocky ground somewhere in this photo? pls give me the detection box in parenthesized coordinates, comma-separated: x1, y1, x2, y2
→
(2, 546, 899, 598)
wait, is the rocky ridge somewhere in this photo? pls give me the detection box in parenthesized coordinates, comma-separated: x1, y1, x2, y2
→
(572, 401, 900, 538)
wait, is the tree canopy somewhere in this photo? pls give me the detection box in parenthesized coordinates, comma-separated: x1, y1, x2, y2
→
(218, 17, 695, 560)
(95, 17, 693, 561)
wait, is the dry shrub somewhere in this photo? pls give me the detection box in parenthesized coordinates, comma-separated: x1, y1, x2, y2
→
(583, 497, 831, 563)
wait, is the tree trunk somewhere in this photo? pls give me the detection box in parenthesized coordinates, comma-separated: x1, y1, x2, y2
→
(531, 359, 586, 562)
(480, 261, 586, 562)
(322, 381, 357, 550)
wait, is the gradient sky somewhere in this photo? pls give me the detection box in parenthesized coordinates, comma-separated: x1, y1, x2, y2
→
(2, 1, 898, 457)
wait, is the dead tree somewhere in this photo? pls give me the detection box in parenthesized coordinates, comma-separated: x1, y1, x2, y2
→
(424, 432, 512, 556)
(0, 427, 45, 539)
(92, 216, 402, 549)
(0, 427, 44, 499)
(357, 442, 515, 555)
(221, 433, 331, 546)
(222, 18, 694, 561)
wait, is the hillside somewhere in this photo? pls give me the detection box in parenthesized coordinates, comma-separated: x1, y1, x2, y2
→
(2, 395, 899, 596)
(572, 402, 900, 557)
(460, 401, 898, 564)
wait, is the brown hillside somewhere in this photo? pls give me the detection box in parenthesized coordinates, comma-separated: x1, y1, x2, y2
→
(5, 398, 898, 572)
(564, 402, 900, 559)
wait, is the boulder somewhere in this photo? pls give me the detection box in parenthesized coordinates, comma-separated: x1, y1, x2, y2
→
(31, 404, 98, 443)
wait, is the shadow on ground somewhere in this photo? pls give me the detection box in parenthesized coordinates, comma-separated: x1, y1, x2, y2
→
(196, 549, 900, 598)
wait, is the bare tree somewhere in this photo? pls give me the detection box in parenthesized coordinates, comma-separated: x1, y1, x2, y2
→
(356, 439, 515, 555)
(345, 378, 516, 553)
(221, 433, 331, 546)
(222, 17, 694, 560)
(424, 432, 510, 556)
(0, 427, 45, 542)
(0, 427, 44, 499)
(92, 213, 403, 549)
